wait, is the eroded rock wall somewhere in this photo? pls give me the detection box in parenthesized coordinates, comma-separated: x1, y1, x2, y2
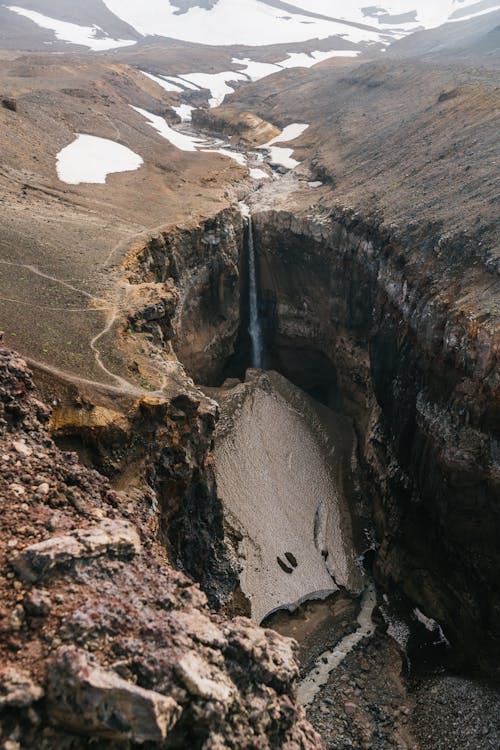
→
(125, 207, 244, 385)
(50, 382, 237, 608)
(48, 207, 247, 606)
(252, 207, 500, 675)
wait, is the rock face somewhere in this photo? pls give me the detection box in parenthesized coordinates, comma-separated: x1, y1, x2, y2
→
(48, 648, 182, 743)
(50, 386, 237, 609)
(11, 520, 141, 582)
(0, 343, 322, 749)
(124, 207, 244, 385)
(251, 206, 500, 675)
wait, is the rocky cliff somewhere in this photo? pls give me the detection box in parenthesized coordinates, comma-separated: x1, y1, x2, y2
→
(250, 204, 499, 676)
(123, 207, 244, 386)
(0, 342, 322, 749)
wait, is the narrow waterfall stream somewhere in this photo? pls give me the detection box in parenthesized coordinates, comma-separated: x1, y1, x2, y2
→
(247, 213, 264, 369)
(240, 203, 264, 368)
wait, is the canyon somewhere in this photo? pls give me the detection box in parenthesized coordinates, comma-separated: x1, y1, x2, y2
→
(0, 4, 499, 748)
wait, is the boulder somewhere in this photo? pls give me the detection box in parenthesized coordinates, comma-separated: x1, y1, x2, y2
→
(47, 647, 182, 743)
(0, 668, 43, 709)
(11, 520, 141, 582)
(176, 652, 236, 703)
(1, 97, 17, 112)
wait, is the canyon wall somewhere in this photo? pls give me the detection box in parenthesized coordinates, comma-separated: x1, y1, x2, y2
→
(48, 198, 499, 676)
(252, 207, 500, 675)
(51, 208, 247, 608)
(125, 206, 244, 385)
(0, 344, 321, 749)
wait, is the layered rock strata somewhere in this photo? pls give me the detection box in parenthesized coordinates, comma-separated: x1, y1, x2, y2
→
(250, 205, 499, 675)
(124, 207, 244, 386)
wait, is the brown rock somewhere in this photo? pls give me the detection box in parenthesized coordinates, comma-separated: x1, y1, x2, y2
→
(11, 519, 141, 582)
(1, 96, 17, 112)
(47, 647, 182, 743)
(176, 652, 236, 703)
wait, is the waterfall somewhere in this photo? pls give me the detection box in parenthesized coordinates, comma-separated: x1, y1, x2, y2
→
(240, 203, 264, 368)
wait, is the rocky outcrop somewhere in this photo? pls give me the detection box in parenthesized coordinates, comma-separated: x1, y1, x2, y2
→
(0, 343, 322, 749)
(192, 107, 281, 146)
(11, 520, 141, 583)
(50, 386, 237, 609)
(47, 647, 182, 743)
(124, 207, 244, 385)
(251, 205, 500, 675)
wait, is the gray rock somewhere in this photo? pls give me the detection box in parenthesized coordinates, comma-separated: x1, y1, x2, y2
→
(23, 589, 51, 617)
(176, 652, 236, 703)
(0, 668, 44, 709)
(11, 520, 141, 582)
(48, 647, 181, 743)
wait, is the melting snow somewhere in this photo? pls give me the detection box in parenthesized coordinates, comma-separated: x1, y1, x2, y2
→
(280, 1, 499, 34)
(131, 106, 247, 167)
(7, 6, 135, 50)
(56, 135, 143, 184)
(264, 123, 309, 145)
(165, 77, 200, 91)
(202, 148, 247, 166)
(131, 106, 204, 151)
(233, 49, 360, 82)
(173, 104, 195, 122)
(9, 1, 497, 52)
(179, 71, 247, 108)
(233, 58, 282, 81)
(259, 123, 309, 170)
(279, 50, 360, 68)
(140, 71, 185, 93)
(250, 168, 270, 180)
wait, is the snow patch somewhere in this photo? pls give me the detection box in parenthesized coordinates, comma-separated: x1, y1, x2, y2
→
(264, 123, 309, 145)
(172, 104, 195, 122)
(131, 106, 204, 151)
(258, 123, 309, 170)
(101, 0, 385, 46)
(179, 71, 247, 107)
(140, 71, 184, 93)
(282, 0, 498, 33)
(202, 147, 247, 166)
(250, 168, 270, 180)
(7, 6, 135, 50)
(131, 106, 246, 167)
(56, 134, 143, 184)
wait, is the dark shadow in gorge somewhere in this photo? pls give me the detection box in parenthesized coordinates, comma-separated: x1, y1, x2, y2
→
(219, 223, 342, 411)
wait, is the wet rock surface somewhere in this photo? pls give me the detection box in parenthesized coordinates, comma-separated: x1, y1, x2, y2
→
(0, 343, 322, 749)
(271, 587, 500, 750)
